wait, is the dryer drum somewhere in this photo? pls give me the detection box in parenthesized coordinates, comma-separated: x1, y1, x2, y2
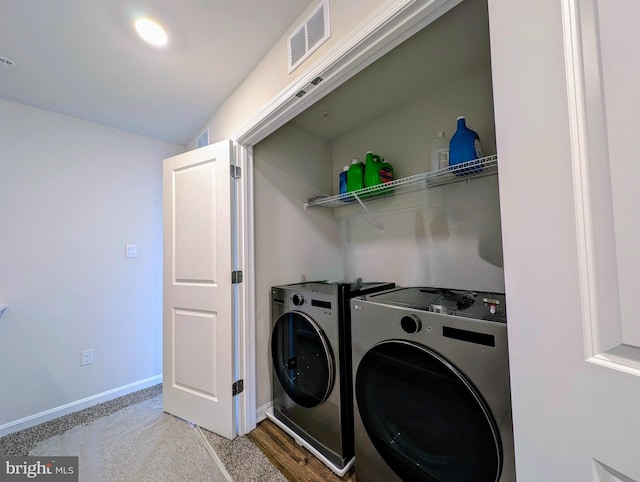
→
(271, 311, 335, 408)
(355, 340, 502, 482)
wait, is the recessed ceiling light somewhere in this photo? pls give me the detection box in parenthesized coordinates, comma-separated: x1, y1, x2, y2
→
(134, 17, 169, 47)
(0, 56, 15, 67)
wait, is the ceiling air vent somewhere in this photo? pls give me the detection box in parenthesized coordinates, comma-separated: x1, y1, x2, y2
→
(197, 128, 209, 148)
(288, 0, 330, 73)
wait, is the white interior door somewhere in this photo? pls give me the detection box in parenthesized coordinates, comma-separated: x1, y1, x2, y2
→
(162, 139, 235, 439)
(490, 0, 640, 479)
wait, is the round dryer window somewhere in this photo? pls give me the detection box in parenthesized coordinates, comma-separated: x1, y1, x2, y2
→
(271, 311, 335, 408)
(356, 340, 502, 482)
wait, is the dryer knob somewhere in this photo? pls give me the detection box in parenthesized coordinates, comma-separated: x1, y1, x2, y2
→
(292, 294, 304, 306)
(401, 315, 422, 334)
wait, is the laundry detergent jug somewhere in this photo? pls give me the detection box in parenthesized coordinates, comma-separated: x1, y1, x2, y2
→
(339, 165, 349, 195)
(378, 158, 394, 194)
(363, 151, 383, 188)
(430, 131, 450, 172)
(347, 158, 365, 192)
(449, 116, 483, 176)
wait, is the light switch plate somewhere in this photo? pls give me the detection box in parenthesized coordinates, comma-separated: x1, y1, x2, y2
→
(125, 244, 137, 258)
(81, 349, 93, 366)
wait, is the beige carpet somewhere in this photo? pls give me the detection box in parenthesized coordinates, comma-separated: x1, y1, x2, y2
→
(29, 395, 286, 482)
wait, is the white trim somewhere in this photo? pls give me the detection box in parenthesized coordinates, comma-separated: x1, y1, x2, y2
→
(589, 353, 640, 378)
(256, 401, 272, 424)
(234, 142, 257, 435)
(245, 144, 257, 433)
(562, 0, 599, 359)
(562, 0, 640, 375)
(0, 375, 162, 437)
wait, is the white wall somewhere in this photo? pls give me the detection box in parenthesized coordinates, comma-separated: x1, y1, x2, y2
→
(338, 177, 503, 292)
(188, 0, 389, 148)
(253, 123, 341, 409)
(0, 99, 184, 433)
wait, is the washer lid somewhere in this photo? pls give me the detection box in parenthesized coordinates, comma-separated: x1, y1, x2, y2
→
(275, 280, 395, 298)
(366, 287, 507, 322)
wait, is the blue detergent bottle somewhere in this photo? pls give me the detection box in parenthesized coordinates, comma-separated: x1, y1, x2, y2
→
(339, 165, 349, 195)
(449, 116, 484, 176)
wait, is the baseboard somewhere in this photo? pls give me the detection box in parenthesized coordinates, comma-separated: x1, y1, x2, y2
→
(256, 401, 272, 424)
(0, 375, 162, 438)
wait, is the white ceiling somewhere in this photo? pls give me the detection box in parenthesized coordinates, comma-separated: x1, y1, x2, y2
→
(0, 0, 314, 146)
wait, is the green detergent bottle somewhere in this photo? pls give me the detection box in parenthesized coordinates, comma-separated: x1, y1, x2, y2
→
(364, 152, 394, 195)
(346, 158, 364, 192)
(363, 152, 382, 188)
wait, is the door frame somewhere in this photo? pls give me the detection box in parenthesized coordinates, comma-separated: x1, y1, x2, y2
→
(232, 0, 464, 435)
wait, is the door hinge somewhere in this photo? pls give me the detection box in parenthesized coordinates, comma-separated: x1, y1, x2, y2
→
(232, 270, 243, 284)
(230, 165, 241, 179)
(232, 379, 244, 396)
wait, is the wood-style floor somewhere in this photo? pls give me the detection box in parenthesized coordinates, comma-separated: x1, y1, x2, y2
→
(247, 419, 356, 482)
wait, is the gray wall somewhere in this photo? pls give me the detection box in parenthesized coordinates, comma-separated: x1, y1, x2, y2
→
(0, 99, 183, 433)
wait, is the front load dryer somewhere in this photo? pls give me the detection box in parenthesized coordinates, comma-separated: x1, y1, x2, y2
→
(268, 280, 394, 476)
(351, 287, 515, 482)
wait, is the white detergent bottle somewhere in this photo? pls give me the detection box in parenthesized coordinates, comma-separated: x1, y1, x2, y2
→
(430, 131, 449, 172)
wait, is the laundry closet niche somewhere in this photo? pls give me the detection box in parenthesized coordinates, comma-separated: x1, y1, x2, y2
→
(253, 0, 504, 407)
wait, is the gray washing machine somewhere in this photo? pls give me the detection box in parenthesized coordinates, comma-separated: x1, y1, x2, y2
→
(351, 287, 515, 482)
(268, 280, 395, 475)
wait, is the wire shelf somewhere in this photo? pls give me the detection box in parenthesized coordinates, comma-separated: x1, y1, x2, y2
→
(304, 155, 498, 209)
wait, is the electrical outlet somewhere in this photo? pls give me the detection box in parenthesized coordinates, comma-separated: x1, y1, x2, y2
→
(81, 349, 94, 366)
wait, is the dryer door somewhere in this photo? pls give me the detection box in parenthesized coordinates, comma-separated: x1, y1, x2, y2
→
(356, 340, 502, 482)
(271, 311, 335, 408)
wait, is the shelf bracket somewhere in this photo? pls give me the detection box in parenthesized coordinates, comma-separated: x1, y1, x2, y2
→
(352, 193, 384, 231)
